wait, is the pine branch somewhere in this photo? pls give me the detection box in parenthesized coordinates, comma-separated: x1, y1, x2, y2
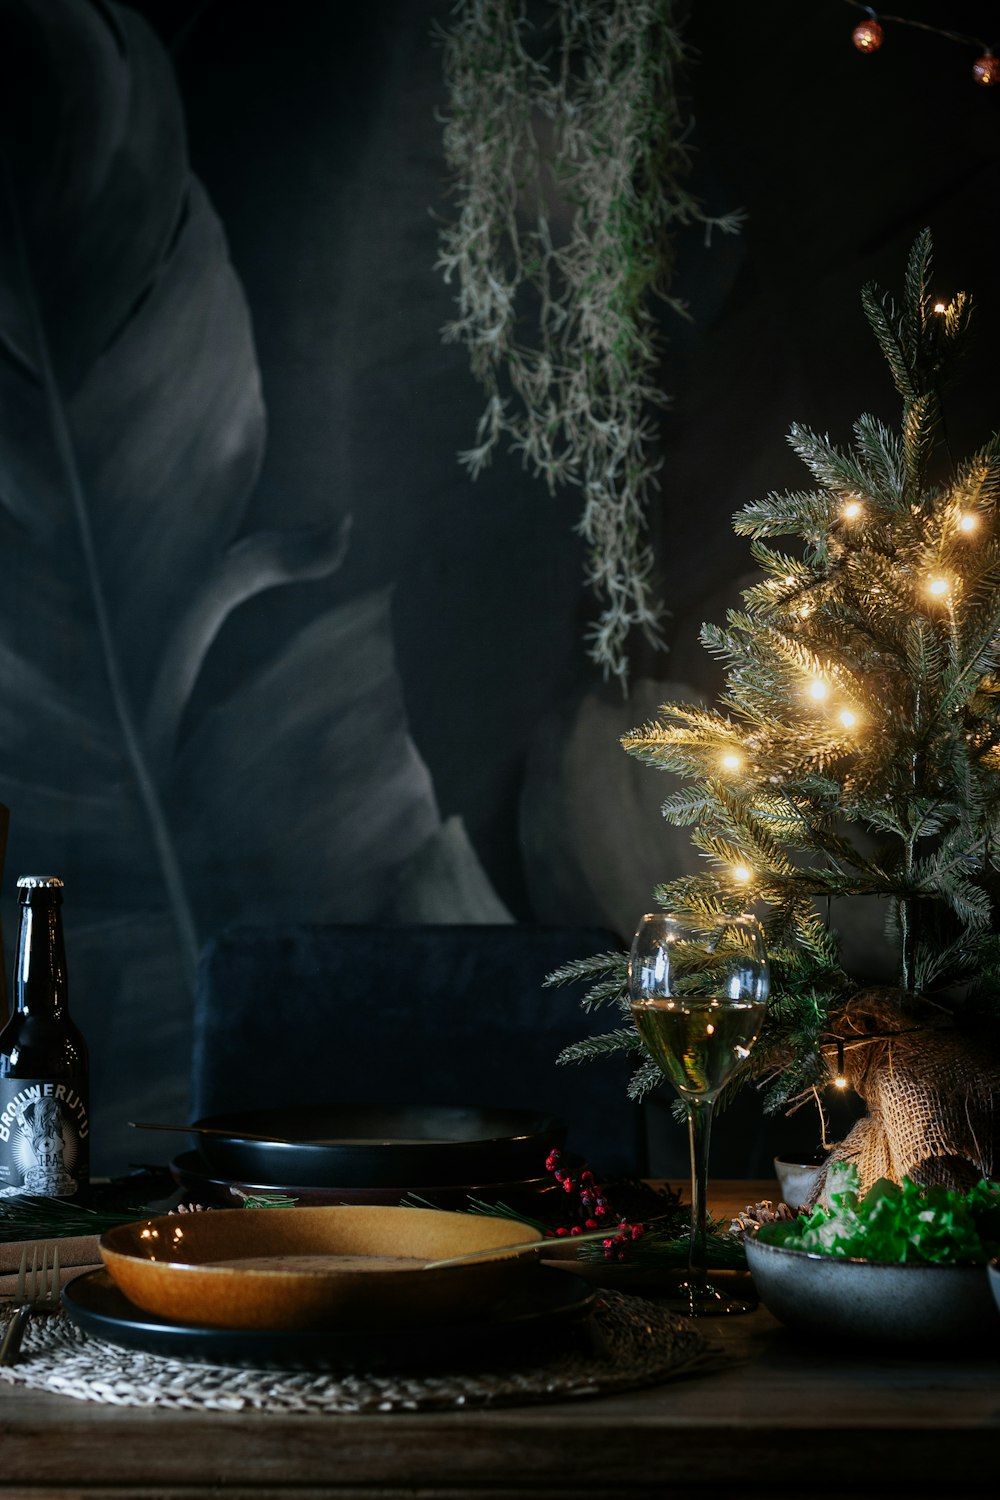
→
(733, 488, 831, 542)
(786, 423, 880, 501)
(851, 415, 906, 503)
(627, 1054, 667, 1100)
(901, 392, 938, 492)
(660, 784, 714, 824)
(544, 950, 627, 987)
(558, 1027, 645, 1065)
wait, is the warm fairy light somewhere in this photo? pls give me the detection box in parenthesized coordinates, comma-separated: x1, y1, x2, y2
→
(852, 19, 883, 53)
(842, 499, 863, 520)
(926, 575, 950, 598)
(722, 752, 743, 771)
(957, 511, 977, 533)
(932, 300, 948, 315)
(731, 865, 752, 884)
(832, 1037, 847, 1089)
(806, 676, 829, 701)
(784, 575, 796, 586)
(838, 708, 858, 729)
(973, 53, 1000, 86)
(706, 1022, 715, 1035)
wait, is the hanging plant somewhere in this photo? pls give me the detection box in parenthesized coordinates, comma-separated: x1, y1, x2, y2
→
(436, 0, 742, 685)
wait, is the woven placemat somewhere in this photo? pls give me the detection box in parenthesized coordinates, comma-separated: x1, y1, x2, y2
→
(0, 1292, 719, 1413)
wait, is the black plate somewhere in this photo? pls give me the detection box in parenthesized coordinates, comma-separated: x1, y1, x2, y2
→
(170, 1150, 571, 1217)
(190, 1105, 567, 1189)
(62, 1267, 595, 1371)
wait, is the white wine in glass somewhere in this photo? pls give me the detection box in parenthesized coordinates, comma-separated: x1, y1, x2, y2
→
(629, 911, 769, 1316)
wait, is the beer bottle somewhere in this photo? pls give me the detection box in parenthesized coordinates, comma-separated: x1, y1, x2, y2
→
(0, 877, 89, 1198)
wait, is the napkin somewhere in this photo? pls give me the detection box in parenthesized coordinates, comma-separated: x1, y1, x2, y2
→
(0, 1235, 101, 1297)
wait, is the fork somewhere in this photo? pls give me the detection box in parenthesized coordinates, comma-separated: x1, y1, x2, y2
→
(0, 1244, 61, 1367)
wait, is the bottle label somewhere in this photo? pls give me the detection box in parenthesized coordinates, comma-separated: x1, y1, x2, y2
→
(0, 1079, 88, 1197)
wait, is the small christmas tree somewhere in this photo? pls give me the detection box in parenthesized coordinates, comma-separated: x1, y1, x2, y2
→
(554, 232, 1000, 1193)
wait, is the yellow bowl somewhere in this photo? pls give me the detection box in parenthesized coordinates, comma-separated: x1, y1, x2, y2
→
(99, 1204, 543, 1331)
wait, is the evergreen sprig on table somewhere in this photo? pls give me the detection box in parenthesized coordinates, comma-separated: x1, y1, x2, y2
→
(0, 1195, 147, 1243)
(550, 231, 1000, 1125)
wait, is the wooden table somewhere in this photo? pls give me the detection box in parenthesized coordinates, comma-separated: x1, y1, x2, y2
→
(0, 1182, 997, 1499)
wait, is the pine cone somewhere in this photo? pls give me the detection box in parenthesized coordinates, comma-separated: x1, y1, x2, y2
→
(729, 1199, 797, 1237)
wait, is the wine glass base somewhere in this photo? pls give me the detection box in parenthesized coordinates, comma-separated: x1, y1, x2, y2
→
(670, 1281, 756, 1318)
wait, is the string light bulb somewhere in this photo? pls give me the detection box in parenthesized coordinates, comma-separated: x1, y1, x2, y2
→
(956, 511, 978, 533)
(806, 676, 829, 702)
(721, 752, 743, 771)
(833, 1037, 848, 1090)
(731, 865, 752, 884)
(926, 574, 951, 599)
(932, 300, 948, 315)
(973, 52, 1000, 86)
(838, 708, 858, 730)
(852, 16, 883, 53)
(842, 499, 863, 521)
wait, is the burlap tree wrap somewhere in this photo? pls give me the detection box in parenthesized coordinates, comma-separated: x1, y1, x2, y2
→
(809, 990, 1000, 1203)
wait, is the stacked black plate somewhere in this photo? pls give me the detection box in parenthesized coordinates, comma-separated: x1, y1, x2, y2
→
(170, 1104, 570, 1214)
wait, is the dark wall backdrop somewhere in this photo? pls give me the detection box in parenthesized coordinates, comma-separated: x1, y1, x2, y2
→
(0, 0, 997, 1175)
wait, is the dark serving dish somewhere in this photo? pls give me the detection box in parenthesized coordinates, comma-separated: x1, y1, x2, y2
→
(169, 1149, 572, 1216)
(189, 1104, 567, 1189)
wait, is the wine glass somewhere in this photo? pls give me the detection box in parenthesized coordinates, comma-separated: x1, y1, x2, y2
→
(629, 910, 769, 1316)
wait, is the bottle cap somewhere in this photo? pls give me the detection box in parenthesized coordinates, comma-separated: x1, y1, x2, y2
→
(16, 875, 64, 888)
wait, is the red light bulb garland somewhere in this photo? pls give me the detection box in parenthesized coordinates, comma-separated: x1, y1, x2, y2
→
(972, 52, 1000, 87)
(845, 2, 999, 86)
(852, 18, 884, 54)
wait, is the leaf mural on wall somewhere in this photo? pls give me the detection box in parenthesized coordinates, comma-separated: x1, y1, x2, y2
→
(0, 0, 466, 1168)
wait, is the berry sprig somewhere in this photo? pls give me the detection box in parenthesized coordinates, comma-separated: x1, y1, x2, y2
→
(543, 1148, 646, 1260)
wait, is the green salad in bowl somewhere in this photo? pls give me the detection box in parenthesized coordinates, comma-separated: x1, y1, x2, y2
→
(757, 1162, 1000, 1264)
(745, 1164, 1000, 1347)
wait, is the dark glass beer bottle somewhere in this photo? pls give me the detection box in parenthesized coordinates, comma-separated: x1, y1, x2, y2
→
(0, 877, 89, 1198)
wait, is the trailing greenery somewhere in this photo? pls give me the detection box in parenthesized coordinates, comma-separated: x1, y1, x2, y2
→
(550, 232, 1000, 1117)
(436, 0, 742, 685)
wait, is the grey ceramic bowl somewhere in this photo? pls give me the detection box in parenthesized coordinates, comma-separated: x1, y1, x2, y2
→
(773, 1156, 826, 1212)
(989, 1259, 1000, 1318)
(745, 1234, 997, 1349)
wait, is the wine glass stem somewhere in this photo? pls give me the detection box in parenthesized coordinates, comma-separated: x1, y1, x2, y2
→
(686, 1095, 713, 1287)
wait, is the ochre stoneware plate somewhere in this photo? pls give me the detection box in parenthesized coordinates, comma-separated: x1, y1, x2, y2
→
(99, 1204, 544, 1331)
